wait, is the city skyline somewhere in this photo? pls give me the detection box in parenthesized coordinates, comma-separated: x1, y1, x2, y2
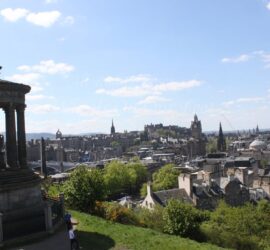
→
(0, 0, 270, 133)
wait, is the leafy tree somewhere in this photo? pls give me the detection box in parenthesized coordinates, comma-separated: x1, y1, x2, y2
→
(104, 161, 131, 197)
(104, 160, 147, 197)
(201, 200, 270, 250)
(206, 137, 217, 153)
(63, 165, 106, 212)
(127, 161, 147, 191)
(163, 199, 207, 237)
(152, 164, 180, 191)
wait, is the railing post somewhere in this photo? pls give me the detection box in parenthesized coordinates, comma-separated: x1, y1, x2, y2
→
(44, 201, 53, 234)
(59, 193, 65, 217)
(0, 213, 3, 247)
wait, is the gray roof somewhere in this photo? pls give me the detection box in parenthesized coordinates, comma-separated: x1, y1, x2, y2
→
(152, 188, 192, 206)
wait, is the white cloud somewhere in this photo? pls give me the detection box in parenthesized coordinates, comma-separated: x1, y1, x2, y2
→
(96, 80, 202, 97)
(0, 8, 63, 28)
(29, 104, 60, 113)
(266, 2, 270, 10)
(45, 0, 58, 4)
(96, 85, 156, 97)
(221, 54, 251, 63)
(69, 105, 118, 118)
(0, 8, 29, 22)
(221, 50, 270, 68)
(138, 95, 170, 104)
(27, 94, 54, 101)
(5, 73, 43, 93)
(154, 80, 201, 91)
(223, 97, 264, 106)
(104, 74, 153, 84)
(26, 10, 61, 27)
(18, 60, 74, 75)
(62, 16, 74, 25)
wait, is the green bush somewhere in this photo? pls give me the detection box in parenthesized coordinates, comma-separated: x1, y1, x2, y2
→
(135, 205, 165, 232)
(201, 200, 270, 250)
(163, 199, 208, 238)
(95, 201, 138, 225)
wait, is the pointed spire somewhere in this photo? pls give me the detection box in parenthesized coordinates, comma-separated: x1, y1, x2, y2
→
(111, 119, 115, 135)
(217, 122, 226, 152)
(194, 114, 198, 122)
(256, 124, 259, 134)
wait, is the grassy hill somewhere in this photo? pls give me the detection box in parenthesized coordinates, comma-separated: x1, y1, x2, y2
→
(71, 210, 227, 250)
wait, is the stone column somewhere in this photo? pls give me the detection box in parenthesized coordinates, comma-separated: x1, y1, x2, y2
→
(16, 105, 27, 169)
(4, 104, 18, 169)
(0, 213, 3, 246)
(44, 201, 53, 233)
(40, 137, 47, 177)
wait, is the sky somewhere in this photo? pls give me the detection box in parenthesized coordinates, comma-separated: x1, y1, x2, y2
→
(0, 0, 270, 134)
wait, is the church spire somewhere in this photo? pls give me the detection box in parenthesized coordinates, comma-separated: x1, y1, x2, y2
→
(111, 119, 115, 135)
(217, 122, 226, 152)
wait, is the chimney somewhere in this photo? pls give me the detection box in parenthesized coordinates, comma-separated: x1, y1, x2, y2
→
(147, 181, 152, 196)
(178, 173, 193, 197)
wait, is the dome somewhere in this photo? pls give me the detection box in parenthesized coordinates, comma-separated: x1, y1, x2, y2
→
(249, 140, 267, 151)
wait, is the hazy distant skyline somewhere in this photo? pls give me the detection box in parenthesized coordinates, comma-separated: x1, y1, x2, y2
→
(0, 0, 270, 133)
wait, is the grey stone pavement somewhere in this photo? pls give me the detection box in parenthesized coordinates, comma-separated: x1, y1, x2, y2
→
(7, 228, 70, 250)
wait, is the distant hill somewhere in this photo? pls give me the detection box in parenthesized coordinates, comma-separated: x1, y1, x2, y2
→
(25, 132, 102, 141)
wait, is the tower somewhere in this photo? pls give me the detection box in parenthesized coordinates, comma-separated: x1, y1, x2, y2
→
(111, 119, 115, 135)
(256, 125, 259, 135)
(217, 122, 226, 152)
(56, 129, 62, 139)
(191, 114, 202, 139)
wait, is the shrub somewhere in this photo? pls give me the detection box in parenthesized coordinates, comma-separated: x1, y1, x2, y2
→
(135, 205, 165, 232)
(95, 201, 139, 225)
(201, 200, 270, 250)
(163, 199, 208, 238)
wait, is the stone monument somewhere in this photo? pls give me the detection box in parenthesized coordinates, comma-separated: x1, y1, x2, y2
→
(0, 80, 45, 242)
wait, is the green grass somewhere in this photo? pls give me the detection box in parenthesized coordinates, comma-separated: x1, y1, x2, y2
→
(70, 210, 227, 250)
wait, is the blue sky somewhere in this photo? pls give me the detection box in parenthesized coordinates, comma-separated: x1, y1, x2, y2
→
(0, 0, 270, 134)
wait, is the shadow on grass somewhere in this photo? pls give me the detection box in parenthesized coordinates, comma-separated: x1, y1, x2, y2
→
(77, 231, 115, 250)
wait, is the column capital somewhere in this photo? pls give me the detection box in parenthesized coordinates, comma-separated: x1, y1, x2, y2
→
(3, 103, 15, 113)
(16, 104, 26, 111)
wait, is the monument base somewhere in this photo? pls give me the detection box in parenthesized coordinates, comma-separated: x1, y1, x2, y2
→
(0, 169, 46, 241)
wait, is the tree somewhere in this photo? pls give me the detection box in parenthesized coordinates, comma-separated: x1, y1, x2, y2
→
(127, 160, 147, 191)
(104, 161, 131, 197)
(206, 137, 217, 153)
(163, 199, 207, 237)
(201, 201, 270, 250)
(152, 164, 180, 191)
(104, 160, 147, 197)
(63, 165, 106, 212)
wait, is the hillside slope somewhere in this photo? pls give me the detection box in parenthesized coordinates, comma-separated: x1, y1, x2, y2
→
(71, 210, 227, 250)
